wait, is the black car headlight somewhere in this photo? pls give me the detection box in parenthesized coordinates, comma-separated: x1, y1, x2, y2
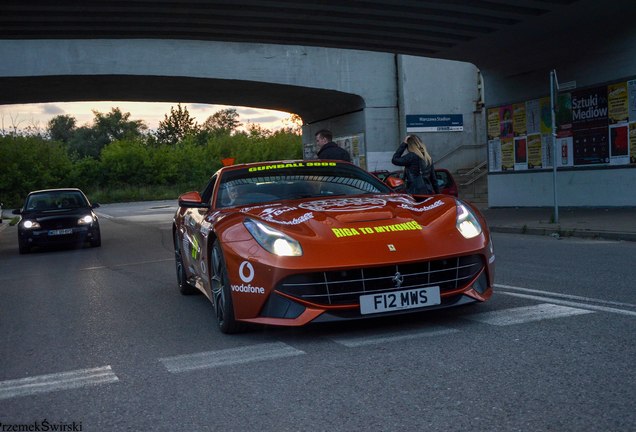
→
(78, 215, 94, 225)
(21, 220, 41, 229)
(244, 218, 303, 257)
(456, 202, 482, 239)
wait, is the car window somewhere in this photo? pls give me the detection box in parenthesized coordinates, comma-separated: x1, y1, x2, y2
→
(216, 163, 390, 208)
(25, 191, 88, 211)
(436, 171, 450, 188)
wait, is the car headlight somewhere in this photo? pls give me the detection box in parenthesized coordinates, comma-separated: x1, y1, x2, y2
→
(456, 202, 482, 239)
(244, 218, 303, 256)
(21, 220, 41, 229)
(78, 215, 94, 225)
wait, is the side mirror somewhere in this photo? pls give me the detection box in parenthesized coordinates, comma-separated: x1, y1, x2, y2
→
(386, 176, 405, 189)
(92, 203, 100, 209)
(12, 208, 22, 215)
(178, 191, 210, 209)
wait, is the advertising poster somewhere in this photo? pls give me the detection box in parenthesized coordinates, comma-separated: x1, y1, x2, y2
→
(609, 124, 629, 165)
(501, 138, 514, 171)
(500, 106, 513, 138)
(556, 92, 573, 137)
(335, 133, 366, 169)
(542, 134, 554, 168)
(487, 108, 500, 139)
(540, 97, 553, 135)
(556, 136, 573, 167)
(629, 80, 636, 122)
(488, 139, 502, 172)
(630, 122, 636, 164)
(608, 82, 629, 124)
(573, 127, 609, 165)
(526, 99, 541, 134)
(513, 103, 527, 136)
(527, 133, 543, 169)
(571, 86, 608, 131)
(514, 137, 528, 170)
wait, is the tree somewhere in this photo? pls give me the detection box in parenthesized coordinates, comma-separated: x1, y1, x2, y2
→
(201, 108, 242, 136)
(92, 107, 147, 142)
(156, 103, 199, 145)
(47, 115, 77, 143)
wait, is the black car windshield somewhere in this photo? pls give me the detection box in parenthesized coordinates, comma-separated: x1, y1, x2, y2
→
(216, 162, 390, 208)
(25, 191, 89, 211)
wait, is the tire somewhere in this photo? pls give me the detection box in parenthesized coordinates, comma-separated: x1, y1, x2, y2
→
(211, 240, 246, 334)
(174, 232, 197, 295)
(18, 239, 30, 254)
(90, 229, 101, 247)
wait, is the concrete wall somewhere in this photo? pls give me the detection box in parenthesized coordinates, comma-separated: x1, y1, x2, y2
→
(488, 168, 636, 207)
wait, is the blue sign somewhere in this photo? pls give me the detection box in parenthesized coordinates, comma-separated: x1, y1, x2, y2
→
(406, 114, 464, 132)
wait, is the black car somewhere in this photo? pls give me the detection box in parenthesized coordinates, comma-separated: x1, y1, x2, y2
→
(12, 188, 101, 254)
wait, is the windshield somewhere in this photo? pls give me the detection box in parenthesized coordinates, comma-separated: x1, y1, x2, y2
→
(25, 191, 89, 211)
(216, 162, 390, 208)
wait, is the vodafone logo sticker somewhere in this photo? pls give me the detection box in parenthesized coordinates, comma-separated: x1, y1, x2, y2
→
(239, 261, 255, 283)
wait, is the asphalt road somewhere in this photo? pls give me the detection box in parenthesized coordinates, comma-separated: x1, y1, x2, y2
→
(1, 201, 635, 431)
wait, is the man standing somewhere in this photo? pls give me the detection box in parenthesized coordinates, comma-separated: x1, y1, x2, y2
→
(315, 129, 351, 162)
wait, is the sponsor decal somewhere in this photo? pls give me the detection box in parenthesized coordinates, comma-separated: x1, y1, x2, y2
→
(259, 206, 315, 225)
(331, 220, 422, 238)
(231, 284, 265, 295)
(191, 235, 199, 259)
(299, 197, 386, 212)
(398, 199, 445, 213)
(241, 203, 282, 213)
(388, 244, 397, 251)
(248, 161, 337, 172)
(239, 261, 255, 283)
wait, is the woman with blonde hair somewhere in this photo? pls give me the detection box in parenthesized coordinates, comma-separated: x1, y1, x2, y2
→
(392, 135, 440, 195)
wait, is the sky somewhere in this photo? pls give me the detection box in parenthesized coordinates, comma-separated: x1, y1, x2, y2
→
(0, 101, 296, 134)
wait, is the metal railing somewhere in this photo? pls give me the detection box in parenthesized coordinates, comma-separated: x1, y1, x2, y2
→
(458, 161, 487, 186)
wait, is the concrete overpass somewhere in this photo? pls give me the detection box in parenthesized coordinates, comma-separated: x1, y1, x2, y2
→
(1, 0, 635, 206)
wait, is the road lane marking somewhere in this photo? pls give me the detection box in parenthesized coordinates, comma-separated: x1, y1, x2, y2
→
(81, 258, 173, 271)
(495, 283, 636, 309)
(466, 303, 594, 326)
(332, 327, 458, 348)
(160, 342, 305, 373)
(498, 292, 636, 317)
(0, 366, 119, 400)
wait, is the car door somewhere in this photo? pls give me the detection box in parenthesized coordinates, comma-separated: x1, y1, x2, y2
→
(181, 175, 217, 292)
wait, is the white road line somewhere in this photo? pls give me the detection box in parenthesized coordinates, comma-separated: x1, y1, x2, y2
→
(332, 327, 458, 348)
(81, 258, 173, 271)
(0, 366, 119, 401)
(160, 342, 305, 373)
(498, 292, 636, 317)
(466, 303, 594, 326)
(495, 283, 636, 309)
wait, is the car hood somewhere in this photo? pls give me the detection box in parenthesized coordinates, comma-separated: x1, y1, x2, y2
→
(217, 194, 486, 266)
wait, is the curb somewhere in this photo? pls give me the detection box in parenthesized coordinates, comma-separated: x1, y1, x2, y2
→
(490, 226, 636, 242)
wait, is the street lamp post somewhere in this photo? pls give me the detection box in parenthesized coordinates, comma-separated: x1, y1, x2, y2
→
(550, 69, 559, 224)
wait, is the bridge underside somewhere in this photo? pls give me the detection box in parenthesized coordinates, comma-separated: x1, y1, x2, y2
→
(0, 75, 364, 124)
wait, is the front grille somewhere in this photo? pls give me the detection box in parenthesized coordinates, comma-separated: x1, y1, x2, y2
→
(277, 255, 483, 306)
(39, 217, 78, 230)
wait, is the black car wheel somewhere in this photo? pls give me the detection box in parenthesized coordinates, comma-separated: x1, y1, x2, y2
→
(18, 239, 30, 254)
(174, 232, 197, 295)
(211, 240, 245, 334)
(90, 229, 101, 247)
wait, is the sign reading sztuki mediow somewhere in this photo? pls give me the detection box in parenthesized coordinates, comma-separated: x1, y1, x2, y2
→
(406, 114, 464, 132)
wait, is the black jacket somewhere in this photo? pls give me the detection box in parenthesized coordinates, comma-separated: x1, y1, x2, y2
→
(392, 142, 439, 194)
(317, 141, 351, 162)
